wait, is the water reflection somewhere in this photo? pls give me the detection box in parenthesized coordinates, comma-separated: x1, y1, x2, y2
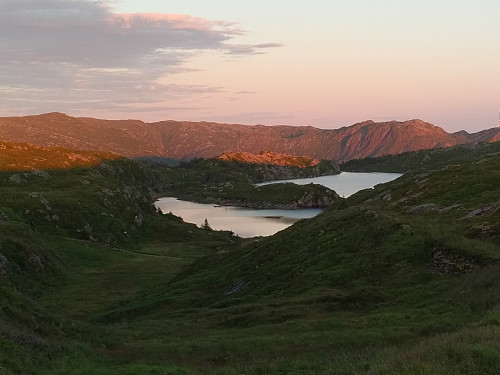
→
(155, 197, 321, 238)
(156, 172, 402, 237)
(256, 172, 402, 197)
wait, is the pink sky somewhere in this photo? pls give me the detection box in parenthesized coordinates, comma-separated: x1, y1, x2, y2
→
(1, 0, 499, 132)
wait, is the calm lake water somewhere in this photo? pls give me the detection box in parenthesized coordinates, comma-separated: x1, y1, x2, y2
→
(155, 172, 401, 238)
(256, 172, 402, 198)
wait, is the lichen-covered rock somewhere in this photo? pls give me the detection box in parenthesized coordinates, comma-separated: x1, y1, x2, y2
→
(407, 204, 439, 214)
(0, 253, 9, 275)
(428, 249, 480, 275)
(294, 188, 340, 208)
(8, 174, 25, 184)
(133, 213, 144, 228)
(77, 223, 97, 242)
(28, 192, 52, 210)
(31, 170, 50, 178)
(466, 224, 495, 239)
(461, 205, 498, 219)
(29, 254, 45, 272)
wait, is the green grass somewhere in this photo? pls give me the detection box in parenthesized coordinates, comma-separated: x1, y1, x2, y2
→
(341, 140, 500, 173)
(0, 147, 500, 374)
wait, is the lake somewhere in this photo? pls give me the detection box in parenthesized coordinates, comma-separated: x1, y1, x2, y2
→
(154, 172, 402, 238)
(255, 172, 402, 198)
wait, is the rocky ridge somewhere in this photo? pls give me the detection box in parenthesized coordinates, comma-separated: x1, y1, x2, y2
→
(217, 150, 320, 167)
(1, 113, 499, 162)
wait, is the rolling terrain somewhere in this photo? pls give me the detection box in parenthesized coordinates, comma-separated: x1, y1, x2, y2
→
(1, 112, 499, 161)
(0, 139, 120, 171)
(0, 139, 499, 373)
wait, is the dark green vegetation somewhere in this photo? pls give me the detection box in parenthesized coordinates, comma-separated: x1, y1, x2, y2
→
(1, 142, 499, 374)
(0, 160, 238, 374)
(151, 158, 340, 208)
(341, 140, 500, 173)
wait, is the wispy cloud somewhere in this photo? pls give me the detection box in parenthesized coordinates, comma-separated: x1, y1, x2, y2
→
(0, 0, 280, 116)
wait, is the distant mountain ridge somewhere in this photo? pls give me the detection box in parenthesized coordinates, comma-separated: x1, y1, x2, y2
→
(0, 112, 498, 161)
(217, 150, 320, 167)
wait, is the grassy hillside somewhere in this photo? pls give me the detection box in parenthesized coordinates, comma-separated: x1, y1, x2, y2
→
(341, 140, 500, 173)
(101, 145, 500, 374)
(0, 145, 499, 374)
(0, 159, 239, 374)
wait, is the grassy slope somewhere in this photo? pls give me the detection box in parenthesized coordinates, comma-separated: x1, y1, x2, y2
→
(100, 145, 500, 374)
(341, 140, 500, 173)
(0, 146, 499, 374)
(0, 160, 238, 374)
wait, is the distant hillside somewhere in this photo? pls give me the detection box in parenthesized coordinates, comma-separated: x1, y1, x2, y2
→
(0, 139, 120, 171)
(217, 150, 320, 167)
(341, 141, 500, 173)
(0, 113, 498, 161)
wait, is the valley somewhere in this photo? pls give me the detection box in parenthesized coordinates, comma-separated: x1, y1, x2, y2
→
(0, 134, 498, 374)
(4, 1, 499, 373)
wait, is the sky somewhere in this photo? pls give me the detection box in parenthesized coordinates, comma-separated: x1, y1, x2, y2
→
(1, 0, 499, 132)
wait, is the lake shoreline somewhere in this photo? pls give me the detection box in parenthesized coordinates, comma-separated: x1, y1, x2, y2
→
(155, 172, 402, 237)
(155, 197, 322, 237)
(166, 193, 331, 210)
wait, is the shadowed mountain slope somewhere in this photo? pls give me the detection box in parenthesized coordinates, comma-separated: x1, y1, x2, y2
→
(0, 113, 498, 161)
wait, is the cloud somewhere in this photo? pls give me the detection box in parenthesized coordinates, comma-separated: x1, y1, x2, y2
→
(0, 0, 280, 116)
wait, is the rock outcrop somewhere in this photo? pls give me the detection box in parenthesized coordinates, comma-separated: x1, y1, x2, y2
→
(217, 150, 320, 167)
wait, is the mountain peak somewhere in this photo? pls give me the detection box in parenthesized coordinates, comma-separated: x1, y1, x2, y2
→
(403, 119, 435, 127)
(40, 112, 70, 118)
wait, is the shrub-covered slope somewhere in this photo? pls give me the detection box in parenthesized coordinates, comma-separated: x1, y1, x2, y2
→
(1, 145, 499, 374)
(341, 139, 500, 173)
(102, 145, 500, 374)
(0, 159, 238, 374)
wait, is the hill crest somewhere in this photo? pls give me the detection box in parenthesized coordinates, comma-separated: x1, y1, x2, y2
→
(216, 150, 320, 167)
(0, 139, 121, 171)
(1, 113, 499, 161)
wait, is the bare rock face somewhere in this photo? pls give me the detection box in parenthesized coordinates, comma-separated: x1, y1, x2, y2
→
(0, 113, 499, 162)
(294, 190, 339, 208)
(217, 150, 320, 167)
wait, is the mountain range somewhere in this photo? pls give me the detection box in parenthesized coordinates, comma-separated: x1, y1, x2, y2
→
(0, 112, 499, 161)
